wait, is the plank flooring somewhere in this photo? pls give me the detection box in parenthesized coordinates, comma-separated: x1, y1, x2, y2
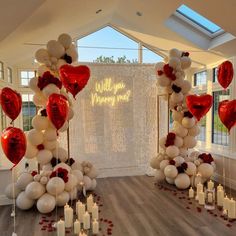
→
(0, 175, 235, 236)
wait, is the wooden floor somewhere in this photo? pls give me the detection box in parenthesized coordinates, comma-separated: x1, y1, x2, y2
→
(0, 175, 235, 236)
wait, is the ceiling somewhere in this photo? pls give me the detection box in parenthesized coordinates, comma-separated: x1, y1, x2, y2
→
(0, 0, 235, 67)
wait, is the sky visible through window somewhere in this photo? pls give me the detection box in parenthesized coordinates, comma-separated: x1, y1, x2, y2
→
(177, 5, 221, 33)
(77, 26, 162, 63)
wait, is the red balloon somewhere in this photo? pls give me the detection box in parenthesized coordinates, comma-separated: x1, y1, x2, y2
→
(186, 94, 213, 121)
(46, 94, 69, 130)
(0, 87, 22, 122)
(59, 64, 90, 98)
(1, 127, 26, 166)
(218, 100, 236, 132)
(217, 61, 234, 89)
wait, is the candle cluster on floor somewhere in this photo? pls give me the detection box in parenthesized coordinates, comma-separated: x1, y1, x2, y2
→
(57, 195, 99, 236)
(155, 181, 236, 228)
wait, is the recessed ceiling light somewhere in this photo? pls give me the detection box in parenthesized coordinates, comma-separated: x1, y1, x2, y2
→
(96, 9, 102, 14)
(136, 11, 142, 16)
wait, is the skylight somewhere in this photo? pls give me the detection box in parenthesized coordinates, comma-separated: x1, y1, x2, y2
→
(176, 5, 221, 34)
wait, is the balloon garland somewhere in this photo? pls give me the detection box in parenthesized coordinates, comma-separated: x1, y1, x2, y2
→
(4, 33, 98, 214)
(150, 48, 215, 189)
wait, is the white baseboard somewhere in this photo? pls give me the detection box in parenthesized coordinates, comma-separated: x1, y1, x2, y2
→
(213, 173, 236, 190)
(0, 194, 12, 206)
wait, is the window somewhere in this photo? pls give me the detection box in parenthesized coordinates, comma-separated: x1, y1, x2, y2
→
(212, 90, 230, 145)
(176, 5, 222, 34)
(77, 26, 139, 63)
(0, 107, 6, 131)
(22, 94, 36, 131)
(0, 61, 4, 80)
(20, 70, 35, 86)
(142, 46, 163, 63)
(7, 67, 12, 83)
(194, 71, 207, 86)
(197, 116, 206, 142)
(213, 67, 218, 83)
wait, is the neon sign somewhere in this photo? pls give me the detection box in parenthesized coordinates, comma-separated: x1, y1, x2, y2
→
(91, 78, 131, 106)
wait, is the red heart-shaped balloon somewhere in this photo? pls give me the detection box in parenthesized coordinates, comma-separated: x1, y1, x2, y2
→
(46, 94, 69, 130)
(218, 100, 236, 132)
(59, 64, 90, 98)
(186, 94, 213, 121)
(0, 87, 22, 122)
(217, 61, 234, 89)
(1, 127, 26, 166)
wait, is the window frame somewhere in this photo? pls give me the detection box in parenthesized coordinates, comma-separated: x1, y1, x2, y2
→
(20, 70, 35, 87)
(0, 61, 4, 80)
(193, 70, 207, 86)
(7, 67, 13, 83)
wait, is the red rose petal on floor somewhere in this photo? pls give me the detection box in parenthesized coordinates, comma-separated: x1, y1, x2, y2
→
(66, 230, 71, 233)
(99, 210, 101, 213)
(186, 206, 190, 210)
(226, 224, 232, 227)
(214, 214, 217, 217)
(39, 222, 43, 225)
(104, 219, 108, 222)
(107, 232, 112, 235)
(99, 228, 102, 231)
(196, 207, 202, 213)
(41, 228, 46, 231)
(100, 218, 103, 221)
(110, 224, 114, 227)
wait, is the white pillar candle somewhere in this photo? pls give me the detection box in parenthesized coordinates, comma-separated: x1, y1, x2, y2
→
(92, 219, 99, 234)
(92, 203, 99, 220)
(217, 184, 223, 192)
(207, 192, 213, 203)
(228, 198, 236, 219)
(197, 183, 203, 197)
(87, 194, 94, 213)
(76, 200, 81, 215)
(83, 211, 90, 230)
(189, 187, 194, 199)
(74, 219, 81, 234)
(217, 188, 224, 207)
(223, 196, 230, 211)
(207, 180, 214, 190)
(57, 219, 65, 236)
(65, 206, 73, 228)
(79, 231, 88, 236)
(78, 203, 85, 221)
(198, 191, 205, 205)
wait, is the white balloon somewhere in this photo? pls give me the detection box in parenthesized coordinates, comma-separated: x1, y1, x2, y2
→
(159, 137, 167, 149)
(38, 65, 51, 76)
(46, 177, 65, 195)
(181, 56, 191, 69)
(35, 48, 50, 64)
(164, 165, 178, 179)
(154, 169, 165, 182)
(174, 173, 190, 189)
(40, 177, 48, 185)
(188, 125, 200, 136)
(169, 48, 181, 58)
(28, 129, 44, 146)
(166, 177, 175, 185)
(37, 149, 53, 165)
(58, 33, 72, 49)
(157, 75, 170, 87)
(56, 59, 67, 70)
(179, 147, 188, 158)
(173, 156, 185, 166)
(44, 128, 57, 141)
(42, 84, 60, 98)
(86, 167, 98, 179)
(198, 163, 214, 179)
(69, 187, 78, 200)
(71, 161, 83, 171)
(37, 193, 56, 213)
(42, 163, 53, 171)
(172, 110, 183, 122)
(32, 115, 49, 131)
(173, 124, 188, 137)
(71, 170, 83, 184)
(181, 80, 191, 94)
(59, 121, 69, 132)
(189, 151, 200, 161)
(166, 145, 180, 158)
(33, 93, 47, 107)
(56, 191, 70, 206)
(83, 176, 92, 190)
(16, 172, 33, 190)
(43, 140, 58, 150)
(54, 163, 71, 173)
(66, 44, 78, 62)
(5, 183, 21, 199)
(52, 147, 68, 162)
(160, 160, 170, 171)
(150, 156, 161, 169)
(47, 40, 65, 59)
(16, 191, 35, 210)
(29, 77, 40, 93)
(174, 136, 183, 147)
(183, 136, 197, 149)
(182, 117, 195, 129)
(25, 182, 45, 199)
(169, 57, 180, 69)
(34, 174, 41, 182)
(65, 174, 78, 192)
(68, 107, 74, 120)
(155, 62, 165, 72)
(90, 179, 97, 190)
(185, 162, 197, 176)
(170, 92, 184, 104)
(24, 142, 38, 159)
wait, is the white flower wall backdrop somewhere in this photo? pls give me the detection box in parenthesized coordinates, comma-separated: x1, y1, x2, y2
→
(60, 64, 158, 177)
